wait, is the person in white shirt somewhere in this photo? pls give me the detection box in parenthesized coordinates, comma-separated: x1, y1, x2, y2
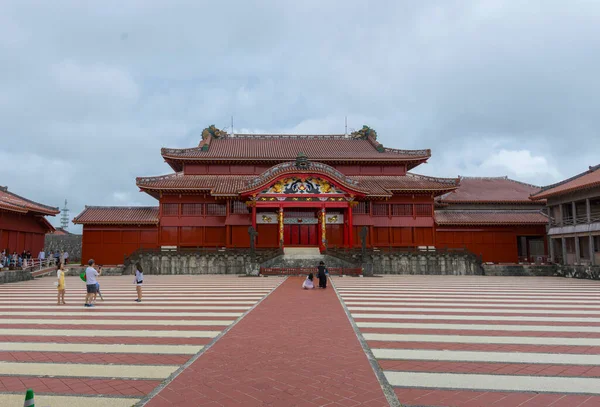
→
(302, 273, 315, 289)
(134, 262, 144, 302)
(84, 259, 101, 307)
(38, 251, 45, 261)
(64, 251, 69, 265)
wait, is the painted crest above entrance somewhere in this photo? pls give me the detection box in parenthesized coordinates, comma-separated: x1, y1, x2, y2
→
(239, 160, 369, 197)
(262, 177, 345, 195)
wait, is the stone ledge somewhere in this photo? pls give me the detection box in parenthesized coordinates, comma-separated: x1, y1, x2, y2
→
(483, 264, 557, 277)
(0, 269, 33, 284)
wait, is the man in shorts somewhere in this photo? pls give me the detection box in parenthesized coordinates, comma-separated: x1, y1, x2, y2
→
(84, 259, 101, 307)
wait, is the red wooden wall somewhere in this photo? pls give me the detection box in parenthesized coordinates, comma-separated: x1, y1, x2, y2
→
(81, 225, 159, 265)
(435, 225, 547, 263)
(0, 211, 49, 255)
(367, 226, 435, 247)
(159, 195, 227, 247)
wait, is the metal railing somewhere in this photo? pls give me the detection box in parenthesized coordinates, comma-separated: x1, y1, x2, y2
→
(260, 267, 362, 276)
(550, 212, 600, 226)
(1, 257, 57, 271)
(517, 255, 551, 264)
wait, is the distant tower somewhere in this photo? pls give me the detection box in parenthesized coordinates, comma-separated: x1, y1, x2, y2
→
(60, 199, 70, 230)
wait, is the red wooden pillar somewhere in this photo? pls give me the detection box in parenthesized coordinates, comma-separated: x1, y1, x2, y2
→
(251, 205, 257, 230)
(343, 209, 349, 247)
(348, 203, 354, 248)
(278, 207, 284, 248)
(319, 206, 326, 252)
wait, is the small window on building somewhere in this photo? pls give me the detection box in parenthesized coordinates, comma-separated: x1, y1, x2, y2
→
(230, 201, 249, 214)
(206, 203, 226, 216)
(354, 201, 369, 215)
(391, 204, 412, 216)
(415, 204, 432, 217)
(162, 203, 179, 216)
(595, 235, 600, 252)
(372, 204, 388, 216)
(181, 203, 204, 216)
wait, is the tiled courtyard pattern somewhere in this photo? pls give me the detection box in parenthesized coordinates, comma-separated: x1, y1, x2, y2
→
(144, 276, 390, 406)
(4, 274, 600, 407)
(0, 275, 281, 406)
(333, 275, 600, 407)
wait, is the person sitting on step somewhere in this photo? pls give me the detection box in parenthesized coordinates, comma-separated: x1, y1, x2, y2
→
(302, 273, 315, 289)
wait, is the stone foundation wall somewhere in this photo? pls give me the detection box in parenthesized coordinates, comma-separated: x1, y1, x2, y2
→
(482, 264, 558, 277)
(326, 249, 483, 276)
(370, 253, 482, 275)
(0, 269, 32, 284)
(44, 234, 82, 261)
(556, 265, 600, 280)
(124, 252, 261, 276)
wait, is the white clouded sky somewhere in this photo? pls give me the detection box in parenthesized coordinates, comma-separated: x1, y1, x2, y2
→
(1, 0, 599, 233)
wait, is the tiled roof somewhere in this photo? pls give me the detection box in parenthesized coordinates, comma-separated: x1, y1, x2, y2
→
(531, 164, 600, 200)
(161, 134, 431, 169)
(438, 177, 541, 204)
(136, 172, 459, 198)
(137, 174, 252, 196)
(435, 210, 548, 225)
(0, 186, 59, 215)
(351, 174, 459, 196)
(73, 206, 159, 225)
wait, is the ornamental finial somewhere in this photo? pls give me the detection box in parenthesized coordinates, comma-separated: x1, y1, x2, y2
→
(296, 152, 310, 169)
(350, 125, 377, 140)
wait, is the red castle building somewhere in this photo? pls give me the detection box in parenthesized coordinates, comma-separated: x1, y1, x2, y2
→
(0, 186, 59, 254)
(435, 177, 548, 263)
(73, 126, 549, 265)
(74, 127, 461, 264)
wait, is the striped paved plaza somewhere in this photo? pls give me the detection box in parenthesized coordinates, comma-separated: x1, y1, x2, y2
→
(334, 275, 600, 407)
(0, 275, 281, 407)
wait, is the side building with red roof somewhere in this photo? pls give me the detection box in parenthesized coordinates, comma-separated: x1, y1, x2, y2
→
(74, 127, 460, 265)
(435, 177, 548, 263)
(531, 164, 600, 266)
(0, 186, 59, 255)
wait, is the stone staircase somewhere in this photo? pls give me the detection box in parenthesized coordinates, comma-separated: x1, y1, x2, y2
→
(260, 247, 356, 269)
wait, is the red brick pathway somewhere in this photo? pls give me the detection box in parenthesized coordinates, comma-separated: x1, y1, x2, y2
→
(144, 277, 390, 407)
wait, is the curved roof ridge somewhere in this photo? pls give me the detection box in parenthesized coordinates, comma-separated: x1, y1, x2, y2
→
(241, 160, 368, 194)
(225, 133, 347, 139)
(459, 176, 508, 180)
(137, 172, 182, 184)
(82, 205, 159, 209)
(458, 176, 540, 188)
(535, 164, 600, 193)
(0, 187, 60, 215)
(407, 172, 461, 185)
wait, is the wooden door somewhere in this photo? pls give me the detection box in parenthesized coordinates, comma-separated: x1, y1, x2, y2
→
(284, 224, 318, 246)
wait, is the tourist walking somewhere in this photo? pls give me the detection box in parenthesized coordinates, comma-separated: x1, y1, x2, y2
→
(64, 251, 69, 265)
(317, 261, 328, 289)
(56, 263, 66, 305)
(95, 280, 104, 302)
(302, 273, 315, 289)
(134, 262, 144, 302)
(84, 259, 101, 307)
